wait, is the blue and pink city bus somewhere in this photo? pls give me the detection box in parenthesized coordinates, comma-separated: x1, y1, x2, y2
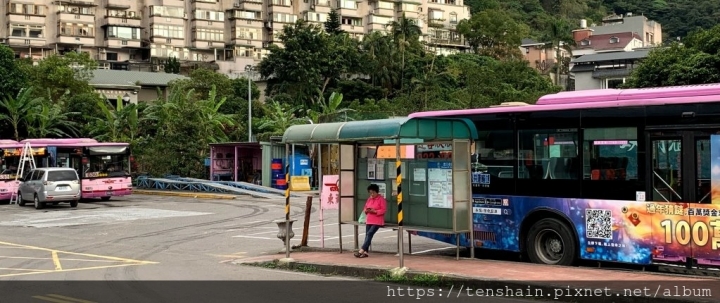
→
(408, 83, 720, 269)
(18, 138, 133, 200)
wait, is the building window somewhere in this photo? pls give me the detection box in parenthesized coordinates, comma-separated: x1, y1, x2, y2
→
(59, 23, 94, 37)
(606, 78, 625, 89)
(304, 12, 327, 22)
(609, 36, 619, 43)
(583, 127, 637, 180)
(271, 0, 291, 5)
(518, 129, 579, 180)
(449, 12, 457, 24)
(337, 0, 357, 9)
(107, 26, 140, 39)
(9, 3, 45, 15)
(57, 5, 93, 15)
(151, 24, 184, 39)
(378, 1, 394, 9)
(235, 27, 260, 39)
(194, 10, 224, 21)
(234, 10, 261, 19)
(399, 3, 418, 11)
(194, 28, 224, 41)
(429, 10, 443, 20)
(580, 39, 590, 46)
(150, 6, 185, 18)
(341, 17, 362, 26)
(10, 24, 44, 38)
(271, 13, 298, 23)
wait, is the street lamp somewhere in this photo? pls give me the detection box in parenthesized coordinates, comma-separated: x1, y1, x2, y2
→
(122, 93, 130, 106)
(245, 64, 254, 142)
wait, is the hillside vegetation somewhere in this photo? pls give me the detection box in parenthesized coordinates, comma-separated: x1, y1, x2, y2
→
(465, 0, 720, 41)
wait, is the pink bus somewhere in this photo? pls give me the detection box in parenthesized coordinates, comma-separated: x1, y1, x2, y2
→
(0, 140, 24, 201)
(19, 138, 133, 200)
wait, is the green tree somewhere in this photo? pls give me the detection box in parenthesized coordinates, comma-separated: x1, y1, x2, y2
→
(25, 51, 97, 102)
(387, 14, 423, 91)
(0, 87, 43, 141)
(258, 20, 363, 106)
(541, 19, 576, 87)
(324, 9, 343, 35)
(165, 57, 181, 74)
(256, 100, 307, 141)
(625, 25, 720, 88)
(456, 9, 529, 60)
(27, 91, 81, 138)
(0, 44, 27, 100)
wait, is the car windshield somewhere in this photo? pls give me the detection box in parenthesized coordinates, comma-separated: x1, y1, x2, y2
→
(47, 170, 78, 181)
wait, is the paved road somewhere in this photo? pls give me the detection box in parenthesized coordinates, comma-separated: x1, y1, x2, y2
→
(0, 194, 537, 303)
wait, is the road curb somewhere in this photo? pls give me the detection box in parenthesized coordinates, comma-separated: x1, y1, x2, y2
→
(132, 190, 237, 199)
(241, 258, 708, 303)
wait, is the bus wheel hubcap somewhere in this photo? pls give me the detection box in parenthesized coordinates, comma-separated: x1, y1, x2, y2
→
(536, 229, 564, 264)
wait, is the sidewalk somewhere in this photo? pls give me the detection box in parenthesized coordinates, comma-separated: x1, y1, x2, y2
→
(237, 250, 720, 303)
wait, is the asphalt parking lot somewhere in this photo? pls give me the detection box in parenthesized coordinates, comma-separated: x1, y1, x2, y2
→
(0, 193, 452, 281)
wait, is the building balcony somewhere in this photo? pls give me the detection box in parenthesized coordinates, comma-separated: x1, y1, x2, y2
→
(228, 10, 264, 27)
(396, 9, 418, 18)
(192, 40, 225, 49)
(104, 38, 142, 49)
(341, 24, 363, 33)
(336, 7, 359, 17)
(53, 0, 97, 7)
(191, 19, 225, 29)
(105, 14, 142, 27)
(150, 37, 186, 47)
(149, 16, 185, 26)
(229, 37, 263, 49)
(268, 1, 293, 14)
(7, 14, 47, 24)
(6, 37, 47, 48)
(373, 7, 393, 17)
(427, 36, 465, 46)
(192, 0, 222, 9)
(105, 2, 131, 10)
(304, 1, 331, 13)
(428, 19, 445, 28)
(57, 12, 96, 23)
(230, 0, 263, 11)
(56, 35, 95, 46)
(365, 22, 387, 32)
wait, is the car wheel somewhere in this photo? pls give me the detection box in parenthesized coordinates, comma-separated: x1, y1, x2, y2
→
(70, 200, 78, 208)
(34, 195, 44, 210)
(17, 192, 25, 206)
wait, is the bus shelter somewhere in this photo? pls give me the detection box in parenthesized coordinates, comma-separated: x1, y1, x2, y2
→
(281, 117, 479, 267)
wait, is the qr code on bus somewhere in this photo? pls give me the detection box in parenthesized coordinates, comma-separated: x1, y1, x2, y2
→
(586, 209, 612, 239)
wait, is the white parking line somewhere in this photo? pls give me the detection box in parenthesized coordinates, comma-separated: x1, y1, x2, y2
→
(412, 247, 456, 255)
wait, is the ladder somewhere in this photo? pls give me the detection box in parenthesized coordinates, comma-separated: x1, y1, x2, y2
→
(9, 142, 36, 205)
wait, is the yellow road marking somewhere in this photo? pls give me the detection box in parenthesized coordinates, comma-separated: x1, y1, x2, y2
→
(0, 268, 52, 272)
(46, 294, 97, 303)
(51, 251, 62, 271)
(0, 263, 146, 278)
(0, 256, 130, 263)
(33, 295, 72, 303)
(0, 241, 157, 264)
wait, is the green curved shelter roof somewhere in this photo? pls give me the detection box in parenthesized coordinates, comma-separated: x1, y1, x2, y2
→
(281, 117, 478, 144)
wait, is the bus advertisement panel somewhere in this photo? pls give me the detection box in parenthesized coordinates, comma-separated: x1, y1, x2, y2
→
(407, 83, 720, 268)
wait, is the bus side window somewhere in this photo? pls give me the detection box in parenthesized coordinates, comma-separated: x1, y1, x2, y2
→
(518, 129, 579, 180)
(583, 127, 638, 181)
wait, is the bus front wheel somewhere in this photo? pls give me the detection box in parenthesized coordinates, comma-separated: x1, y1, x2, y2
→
(526, 218, 576, 266)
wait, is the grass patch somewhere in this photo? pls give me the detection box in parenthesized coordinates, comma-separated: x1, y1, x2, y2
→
(295, 264, 318, 273)
(375, 273, 448, 287)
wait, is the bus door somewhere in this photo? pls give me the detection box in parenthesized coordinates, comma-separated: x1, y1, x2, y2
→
(645, 128, 718, 265)
(646, 129, 714, 204)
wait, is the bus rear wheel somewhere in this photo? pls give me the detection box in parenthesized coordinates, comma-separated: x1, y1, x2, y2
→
(526, 218, 576, 266)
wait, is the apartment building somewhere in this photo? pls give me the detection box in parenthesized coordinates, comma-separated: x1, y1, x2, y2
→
(587, 13, 662, 47)
(1, 0, 470, 76)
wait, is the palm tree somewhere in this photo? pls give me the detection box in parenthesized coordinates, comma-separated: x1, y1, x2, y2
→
(196, 85, 236, 143)
(28, 99, 81, 138)
(90, 96, 125, 142)
(362, 32, 399, 97)
(308, 91, 355, 123)
(542, 19, 576, 88)
(257, 100, 307, 139)
(386, 14, 422, 91)
(0, 87, 44, 141)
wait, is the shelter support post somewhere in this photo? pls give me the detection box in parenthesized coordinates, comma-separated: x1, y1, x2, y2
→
(396, 140, 404, 268)
(285, 143, 291, 258)
(318, 143, 324, 248)
(407, 231, 412, 254)
(456, 234, 460, 260)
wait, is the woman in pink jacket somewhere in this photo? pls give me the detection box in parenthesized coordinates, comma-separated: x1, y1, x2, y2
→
(355, 184, 387, 258)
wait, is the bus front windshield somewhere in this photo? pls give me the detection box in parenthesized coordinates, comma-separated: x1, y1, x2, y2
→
(85, 154, 130, 178)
